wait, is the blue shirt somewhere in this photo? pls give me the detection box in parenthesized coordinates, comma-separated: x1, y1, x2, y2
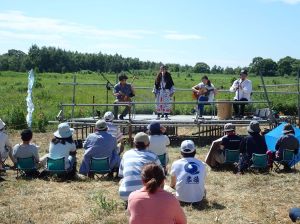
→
(79, 131, 120, 175)
(240, 133, 267, 156)
(114, 83, 133, 100)
(118, 149, 161, 201)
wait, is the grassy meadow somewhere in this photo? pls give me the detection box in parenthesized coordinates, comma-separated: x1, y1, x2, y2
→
(0, 131, 300, 224)
(0, 70, 298, 131)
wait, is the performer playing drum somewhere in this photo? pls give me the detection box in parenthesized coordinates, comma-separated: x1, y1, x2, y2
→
(192, 75, 216, 118)
(113, 74, 135, 120)
(152, 65, 175, 120)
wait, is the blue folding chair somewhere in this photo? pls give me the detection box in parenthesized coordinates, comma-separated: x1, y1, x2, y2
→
(250, 153, 268, 171)
(47, 157, 66, 175)
(16, 157, 36, 178)
(274, 149, 296, 172)
(158, 153, 167, 167)
(224, 149, 240, 164)
(89, 157, 111, 178)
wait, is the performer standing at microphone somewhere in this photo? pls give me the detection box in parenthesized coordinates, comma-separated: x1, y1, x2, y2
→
(229, 69, 252, 118)
(113, 74, 135, 120)
(153, 65, 175, 120)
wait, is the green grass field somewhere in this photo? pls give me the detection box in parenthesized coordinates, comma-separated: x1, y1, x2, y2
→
(0, 70, 298, 131)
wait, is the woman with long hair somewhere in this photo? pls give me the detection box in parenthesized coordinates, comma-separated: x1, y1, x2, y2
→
(153, 65, 175, 120)
(128, 163, 186, 224)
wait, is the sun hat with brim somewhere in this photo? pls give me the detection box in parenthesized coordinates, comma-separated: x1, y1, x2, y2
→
(283, 124, 294, 134)
(134, 132, 150, 145)
(104, 111, 114, 122)
(0, 119, 6, 130)
(180, 140, 196, 154)
(247, 120, 261, 133)
(147, 122, 161, 134)
(223, 123, 235, 132)
(54, 122, 74, 138)
(95, 120, 108, 131)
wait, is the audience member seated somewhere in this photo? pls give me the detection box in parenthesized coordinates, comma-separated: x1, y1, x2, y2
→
(267, 123, 299, 170)
(238, 121, 268, 173)
(104, 111, 124, 154)
(0, 118, 14, 170)
(147, 121, 170, 162)
(40, 123, 77, 174)
(289, 207, 300, 222)
(119, 132, 161, 202)
(170, 140, 206, 205)
(79, 120, 120, 177)
(128, 163, 186, 224)
(210, 123, 242, 167)
(12, 129, 40, 175)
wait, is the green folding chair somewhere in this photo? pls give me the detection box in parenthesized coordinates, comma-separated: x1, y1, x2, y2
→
(250, 153, 268, 171)
(47, 157, 66, 175)
(274, 149, 296, 172)
(158, 153, 167, 167)
(16, 156, 36, 178)
(224, 149, 240, 164)
(89, 157, 111, 178)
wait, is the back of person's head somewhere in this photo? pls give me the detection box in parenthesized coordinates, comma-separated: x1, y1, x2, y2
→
(21, 129, 33, 142)
(141, 163, 165, 194)
(247, 121, 261, 135)
(224, 123, 236, 135)
(283, 123, 295, 135)
(95, 120, 108, 131)
(147, 122, 161, 135)
(103, 111, 114, 122)
(134, 132, 150, 149)
(180, 140, 196, 158)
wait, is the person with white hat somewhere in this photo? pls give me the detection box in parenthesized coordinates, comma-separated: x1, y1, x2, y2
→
(119, 132, 161, 203)
(40, 122, 77, 174)
(170, 140, 206, 205)
(79, 120, 121, 177)
(103, 111, 124, 154)
(0, 119, 14, 172)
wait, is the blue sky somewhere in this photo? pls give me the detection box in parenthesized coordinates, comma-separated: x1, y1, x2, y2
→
(0, 0, 300, 67)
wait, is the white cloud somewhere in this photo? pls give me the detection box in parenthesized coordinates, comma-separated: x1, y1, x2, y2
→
(163, 31, 204, 40)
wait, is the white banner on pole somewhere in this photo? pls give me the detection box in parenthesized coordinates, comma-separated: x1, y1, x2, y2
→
(26, 69, 35, 128)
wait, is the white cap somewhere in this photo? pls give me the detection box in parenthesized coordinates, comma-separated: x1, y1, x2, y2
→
(180, 140, 196, 153)
(0, 119, 6, 130)
(104, 111, 114, 122)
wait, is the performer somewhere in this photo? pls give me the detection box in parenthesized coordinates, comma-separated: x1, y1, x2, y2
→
(192, 75, 216, 118)
(113, 74, 135, 120)
(152, 65, 175, 120)
(229, 69, 252, 118)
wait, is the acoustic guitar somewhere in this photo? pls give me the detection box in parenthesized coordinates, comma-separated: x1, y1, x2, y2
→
(192, 87, 208, 99)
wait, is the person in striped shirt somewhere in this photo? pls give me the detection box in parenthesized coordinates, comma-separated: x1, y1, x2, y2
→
(118, 132, 161, 202)
(103, 111, 124, 155)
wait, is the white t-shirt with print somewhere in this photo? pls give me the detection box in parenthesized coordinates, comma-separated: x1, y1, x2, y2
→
(148, 135, 170, 156)
(170, 157, 206, 203)
(48, 142, 76, 169)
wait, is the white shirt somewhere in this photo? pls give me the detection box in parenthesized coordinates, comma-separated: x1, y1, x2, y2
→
(48, 142, 76, 169)
(197, 82, 215, 102)
(106, 122, 123, 142)
(148, 135, 170, 156)
(170, 157, 206, 203)
(230, 79, 252, 101)
(0, 131, 12, 161)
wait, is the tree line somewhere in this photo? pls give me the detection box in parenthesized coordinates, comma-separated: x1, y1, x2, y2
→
(0, 45, 299, 76)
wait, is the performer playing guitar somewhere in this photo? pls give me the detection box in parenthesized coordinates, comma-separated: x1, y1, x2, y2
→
(113, 74, 135, 120)
(192, 75, 216, 118)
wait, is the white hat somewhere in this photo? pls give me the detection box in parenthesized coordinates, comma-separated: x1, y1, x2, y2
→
(180, 140, 196, 153)
(54, 123, 74, 138)
(104, 111, 114, 122)
(0, 119, 6, 130)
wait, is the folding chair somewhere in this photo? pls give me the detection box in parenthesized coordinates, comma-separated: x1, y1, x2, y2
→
(274, 149, 296, 172)
(158, 153, 167, 168)
(46, 157, 66, 175)
(89, 157, 111, 178)
(16, 156, 36, 178)
(250, 153, 268, 172)
(224, 149, 240, 164)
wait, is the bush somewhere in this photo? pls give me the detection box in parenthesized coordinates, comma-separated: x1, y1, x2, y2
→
(7, 107, 27, 130)
(32, 112, 48, 132)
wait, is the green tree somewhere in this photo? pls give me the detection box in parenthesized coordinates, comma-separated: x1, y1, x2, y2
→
(193, 62, 210, 73)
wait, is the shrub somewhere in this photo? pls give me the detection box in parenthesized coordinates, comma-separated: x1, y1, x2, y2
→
(7, 107, 27, 130)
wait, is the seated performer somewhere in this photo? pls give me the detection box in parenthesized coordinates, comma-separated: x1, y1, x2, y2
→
(229, 69, 252, 118)
(192, 75, 216, 118)
(113, 74, 135, 120)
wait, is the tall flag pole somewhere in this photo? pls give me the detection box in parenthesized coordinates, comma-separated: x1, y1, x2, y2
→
(26, 69, 35, 128)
